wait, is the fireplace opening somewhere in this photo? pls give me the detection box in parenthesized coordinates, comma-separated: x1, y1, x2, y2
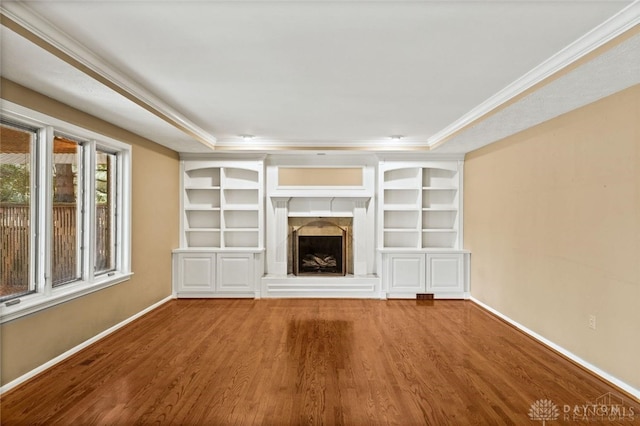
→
(291, 219, 349, 276)
(296, 235, 343, 275)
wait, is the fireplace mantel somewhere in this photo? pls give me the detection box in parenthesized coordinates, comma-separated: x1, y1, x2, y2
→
(261, 158, 381, 297)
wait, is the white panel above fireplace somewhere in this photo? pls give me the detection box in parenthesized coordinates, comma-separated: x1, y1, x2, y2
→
(266, 155, 376, 200)
(288, 198, 355, 217)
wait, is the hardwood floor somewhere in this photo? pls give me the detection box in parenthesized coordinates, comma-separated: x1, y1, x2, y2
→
(1, 299, 638, 425)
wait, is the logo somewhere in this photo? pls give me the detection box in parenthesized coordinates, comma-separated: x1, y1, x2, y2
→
(529, 399, 560, 425)
(528, 393, 636, 423)
(563, 392, 635, 422)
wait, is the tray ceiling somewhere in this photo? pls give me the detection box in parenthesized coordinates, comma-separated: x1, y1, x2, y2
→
(1, 1, 638, 153)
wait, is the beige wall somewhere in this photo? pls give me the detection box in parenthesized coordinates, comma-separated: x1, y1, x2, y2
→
(0, 79, 180, 385)
(278, 167, 363, 186)
(464, 84, 640, 390)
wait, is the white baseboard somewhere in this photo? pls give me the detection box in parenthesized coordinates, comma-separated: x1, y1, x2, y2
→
(0, 295, 173, 395)
(470, 297, 640, 401)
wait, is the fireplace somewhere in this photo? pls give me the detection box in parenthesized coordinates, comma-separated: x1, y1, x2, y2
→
(290, 218, 351, 276)
(263, 192, 379, 297)
(262, 166, 379, 296)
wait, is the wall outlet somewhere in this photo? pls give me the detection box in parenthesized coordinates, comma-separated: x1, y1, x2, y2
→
(588, 314, 597, 330)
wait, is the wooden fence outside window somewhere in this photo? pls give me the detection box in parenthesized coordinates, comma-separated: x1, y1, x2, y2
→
(0, 204, 110, 297)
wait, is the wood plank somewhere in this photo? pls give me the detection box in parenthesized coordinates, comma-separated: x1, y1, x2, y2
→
(1, 299, 638, 424)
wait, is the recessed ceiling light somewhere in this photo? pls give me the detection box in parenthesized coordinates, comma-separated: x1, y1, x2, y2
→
(240, 134, 255, 141)
(389, 135, 404, 141)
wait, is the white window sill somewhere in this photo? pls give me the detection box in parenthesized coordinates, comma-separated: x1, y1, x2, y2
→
(0, 272, 133, 324)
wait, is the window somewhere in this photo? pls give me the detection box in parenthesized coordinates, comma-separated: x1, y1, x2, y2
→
(0, 123, 37, 301)
(0, 102, 131, 323)
(52, 135, 83, 287)
(95, 149, 116, 275)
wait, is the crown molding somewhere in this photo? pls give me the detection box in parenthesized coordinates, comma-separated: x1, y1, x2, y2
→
(0, 2, 217, 150)
(427, 0, 640, 148)
(214, 137, 433, 150)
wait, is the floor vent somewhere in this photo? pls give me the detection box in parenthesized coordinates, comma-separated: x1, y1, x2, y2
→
(416, 293, 434, 300)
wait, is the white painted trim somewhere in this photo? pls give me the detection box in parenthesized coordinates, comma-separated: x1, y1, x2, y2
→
(470, 297, 640, 401)
(0, 295, 173, 395)
(214, 137, 433, 148)
(427, 1, 640, 147)
(261, 275, 381, 298)
(1, 101, 132, 157)
(0, 273, 133, 324)
(0, 100, 134, 323)
(175, 293, 255, 299)
(0, 2, 216, 149)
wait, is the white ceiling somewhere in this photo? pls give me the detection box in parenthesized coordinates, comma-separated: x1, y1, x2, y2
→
(1, 1, 638, 154)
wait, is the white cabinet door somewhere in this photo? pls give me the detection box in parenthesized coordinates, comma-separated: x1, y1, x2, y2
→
(386, 254, 426, 293)
(175, 252, 215, 293)
(426, 253, 463, 293)
(216, 252, 254, 293)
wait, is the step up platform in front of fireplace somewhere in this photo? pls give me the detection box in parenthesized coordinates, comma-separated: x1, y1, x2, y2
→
(260, 274, 381, 298)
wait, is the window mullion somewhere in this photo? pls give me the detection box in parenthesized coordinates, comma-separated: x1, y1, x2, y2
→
(85, 141, 97, 282)
(76, 144, 87, 280)
(118, 149, 131, 273)
(40, 127, 54, 296)
(114, 156, 121, 271)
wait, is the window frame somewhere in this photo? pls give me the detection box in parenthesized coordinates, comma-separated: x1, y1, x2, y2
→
(93, 146, 118, 276)
(50, 132, 84, 288)
(0, 101, 132, 323)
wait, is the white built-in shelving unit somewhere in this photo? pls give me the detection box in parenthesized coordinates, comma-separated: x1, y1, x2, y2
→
(378, 158, 469, 299)
(173, 158, 264, 298)
(421, 165, 460, 249)
(173, 154, 469, 300)
(183, 164, 222, 248)
(182, 162, 262, 249)
(380, 162, 461, 250)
